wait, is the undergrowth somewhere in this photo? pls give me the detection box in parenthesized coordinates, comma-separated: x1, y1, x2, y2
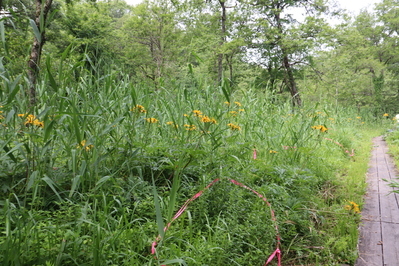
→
(0, 54, 391, 265)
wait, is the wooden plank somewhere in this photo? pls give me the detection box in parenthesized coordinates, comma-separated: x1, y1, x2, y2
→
(357, 136, 399, 266)
(377, 143, 399, 224)
(356, 221, 383, 266)
(381, 222, 399, 266)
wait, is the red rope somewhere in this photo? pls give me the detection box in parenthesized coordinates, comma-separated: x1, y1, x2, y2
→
(151, 178, 281, 266)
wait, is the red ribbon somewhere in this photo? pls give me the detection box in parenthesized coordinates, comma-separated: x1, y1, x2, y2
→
(324, 138, 355, 157)
(151, 178, 281, 266)
(264, 248, 281, 266)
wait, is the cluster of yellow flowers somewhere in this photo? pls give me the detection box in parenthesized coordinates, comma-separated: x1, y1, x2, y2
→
(225, 101, 243, 130)
(344, 201, 360, 214)
(184, 124, 196, 131)
(78, 140, 94, 151)
(192, 110, 202, 117)
(145, 118, 159, 123)
(166, 121, 178, 128)
(131, 104, 147, 113)
(201, 115, 217, 124)
(227, 123, 241, 131)
(225, 101, 242, 107)
(18, 114, 44, 128)
(192, 110, 217, 124)
(311, 125, 328, 133)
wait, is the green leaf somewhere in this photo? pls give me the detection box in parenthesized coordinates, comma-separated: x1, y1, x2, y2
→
(69, 175, 81, 198)
(27, 170, 39, 191)
(7, 75, 21, 104)
(94, 175, 112, 191)
(42, 175, 62, 201)
(161, 259, 187, 265)
(46, 57, 58, 92)
(0, 21, 8, 55)
(44, 119, 56, 142)
(29, 19, 41, 43)
(152, 176, 165, 240)
(1, 142, 24, 162)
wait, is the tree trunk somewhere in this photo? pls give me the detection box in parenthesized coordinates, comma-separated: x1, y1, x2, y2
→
(282, 53, 302, 106)
(217, 0, 226, 83)
(274, 10, 302, 107)
(27, 0, 53, 106)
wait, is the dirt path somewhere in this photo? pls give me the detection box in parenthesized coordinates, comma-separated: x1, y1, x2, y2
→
(356, 136, 399, 266)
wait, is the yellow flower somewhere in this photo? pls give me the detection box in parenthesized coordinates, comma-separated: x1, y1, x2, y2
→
(383, 113, 389, 117)
(311, 125, 328, 133)
(227, 123, 241, 130)
(201, 116, 211, 123)
(224, 101, 230, 106)
(229, 111, 238, 116)
(238, 109, 245, 112)
(131, 104, 147, 113)
(269, 150, 278, 154)
(145, 118, 159, 123)
(356, 116, 361, 119)
(345, 201, 360, 214)
(184, 124, 196, 131)
(33, 120, 44, 128)
(78, 140, 94, 151)
(200, 115, 217, 124)
(234, 101, 242, 106)
(192, 110, 202, 117)
(183, 114, 189, 117)
(166, 121, 178, 128)
(21, 114, 44, 128)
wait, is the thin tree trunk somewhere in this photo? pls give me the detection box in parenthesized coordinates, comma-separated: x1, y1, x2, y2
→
(27, 0, 53, 106)
(274, 10, 302, 107)
(217, 0, 226, 83)
(282, 53, 302, 106)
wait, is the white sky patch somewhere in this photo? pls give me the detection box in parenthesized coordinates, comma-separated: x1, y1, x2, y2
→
(124, 0, 143, 6)
(337, 0, 381, 15)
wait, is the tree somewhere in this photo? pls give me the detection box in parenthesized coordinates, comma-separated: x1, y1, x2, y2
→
(300, 8, 399, 112)
(27, 0, 54, 106)
(245, 0, 328, 106)
(118, 1, 181, 87)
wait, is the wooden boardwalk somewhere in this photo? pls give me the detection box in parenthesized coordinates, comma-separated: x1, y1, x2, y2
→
(356, 136, 399, 266)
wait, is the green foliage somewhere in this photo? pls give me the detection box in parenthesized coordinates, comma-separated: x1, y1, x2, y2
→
(0, 52, 390, 264)
(0, 0, 396, 265)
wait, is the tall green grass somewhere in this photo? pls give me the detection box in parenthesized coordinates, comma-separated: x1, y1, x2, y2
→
(0, 50, 392, 265)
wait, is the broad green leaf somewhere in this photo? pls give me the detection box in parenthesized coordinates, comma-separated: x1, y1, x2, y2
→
(29, 19, 41, 43)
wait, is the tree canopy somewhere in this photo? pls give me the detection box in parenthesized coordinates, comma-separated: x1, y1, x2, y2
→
(1, 0, 398, 112)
